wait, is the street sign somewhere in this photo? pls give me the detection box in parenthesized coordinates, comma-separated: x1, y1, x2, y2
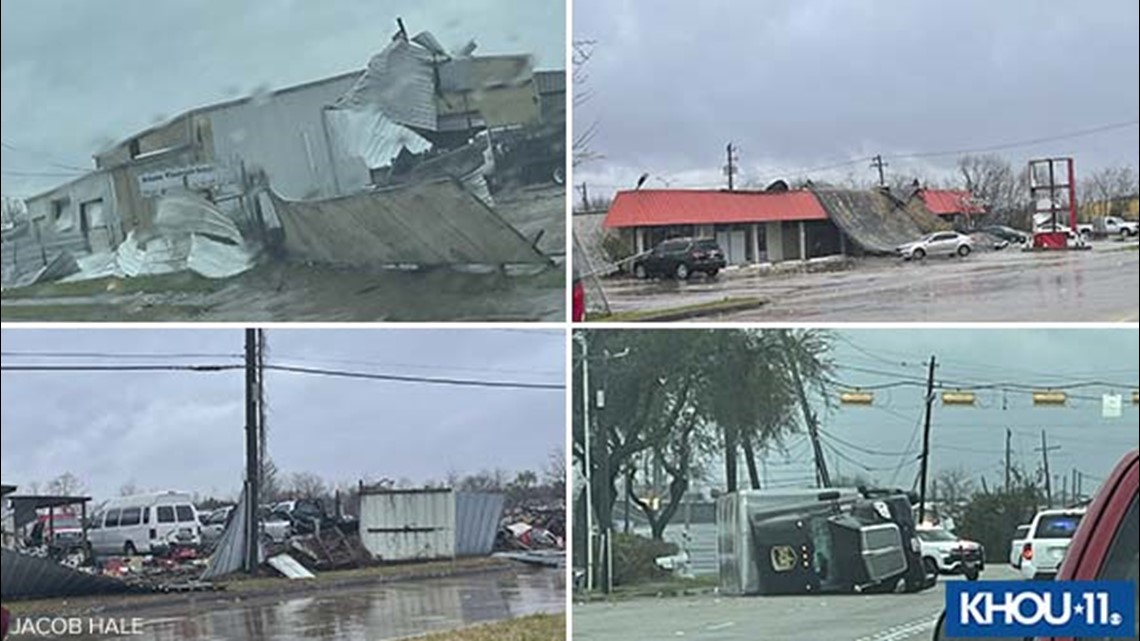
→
(1102, 394, 1123, 419)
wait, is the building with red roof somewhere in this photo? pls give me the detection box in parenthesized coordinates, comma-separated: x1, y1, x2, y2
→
(915, 188, 985, 227)
(602, 188, 845, 264)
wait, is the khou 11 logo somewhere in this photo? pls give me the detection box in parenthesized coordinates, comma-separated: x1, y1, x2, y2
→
(946, 580, 1136, 638)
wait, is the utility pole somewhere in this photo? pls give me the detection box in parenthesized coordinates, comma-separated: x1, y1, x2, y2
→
(577, 334, 594, 592)
(780, 332, 831, 488)
(1035, 430, 1061, 507)
(725, 143, 738, 191)
(870, 155, 888, 187)
(1004, 428, 1012, 492)
(579, 183, 590, 212)
(243, 329, 262, 574)
(917, 356, 937, 525)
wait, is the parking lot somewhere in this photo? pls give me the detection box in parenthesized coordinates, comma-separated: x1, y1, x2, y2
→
(597, 242, 1139, 322)
(572, 566, 1021, 641)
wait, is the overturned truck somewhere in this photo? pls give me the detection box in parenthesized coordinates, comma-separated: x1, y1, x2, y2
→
(717, 487, 935, 596)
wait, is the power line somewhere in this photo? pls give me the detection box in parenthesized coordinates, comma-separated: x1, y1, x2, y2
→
(889, 119, 1140, 161)
(1, 350, 241, 360)
(1, 362, 565, 390)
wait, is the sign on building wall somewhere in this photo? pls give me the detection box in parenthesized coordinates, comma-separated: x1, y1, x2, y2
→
(138, 165, 222, 197)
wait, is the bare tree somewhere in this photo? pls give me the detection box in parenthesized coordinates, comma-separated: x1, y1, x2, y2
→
(958, 154, 1028, 225)
(544, 448, 566, 498)
(1080, 165, 1138, 218)
(46, 472, 87, 497)
(572, 40, 601, 167)
(286, 472, 328, 500)
(119, 480, 142, 497)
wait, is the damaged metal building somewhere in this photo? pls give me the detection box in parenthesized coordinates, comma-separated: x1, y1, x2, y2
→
(4, 27, 565, 286)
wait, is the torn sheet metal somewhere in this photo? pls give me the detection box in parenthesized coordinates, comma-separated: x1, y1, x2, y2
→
(1, 548, 148, 600)
(30, 251, 79, 284)
(372, 139, 495, 207)
(270, 178, 547, 267)
(70, 194, 252, 281)
(455, 492, 505, 557)
(326, 108, 432, 171)
(811, 188, 948, 255)
(267, 554, 315, 580)
(202, 488, 260, 580)
(334, 38, 437, 131)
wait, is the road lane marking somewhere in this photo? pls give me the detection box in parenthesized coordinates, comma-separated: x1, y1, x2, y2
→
(1116, 312, 1139, 322)
(705, 622, 736, 631)
(854, 614, 941, 641)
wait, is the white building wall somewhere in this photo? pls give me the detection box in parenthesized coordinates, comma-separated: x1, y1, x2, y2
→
(207, 75, 371, 200)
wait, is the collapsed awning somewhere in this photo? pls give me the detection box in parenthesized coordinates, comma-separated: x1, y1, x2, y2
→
(811, 188, 948, 255)
(267, 178, 547, 267)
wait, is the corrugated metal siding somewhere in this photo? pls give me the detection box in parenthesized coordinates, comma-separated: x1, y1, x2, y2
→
(360, 490, 456, 562)
(604, 189, 829, 229)
(269, 179, 546, 267)
(2, 548, 146, 599)
(454, 492, 504, 556)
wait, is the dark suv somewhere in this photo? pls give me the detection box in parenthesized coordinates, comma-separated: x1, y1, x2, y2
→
(632, 237, 727, 280)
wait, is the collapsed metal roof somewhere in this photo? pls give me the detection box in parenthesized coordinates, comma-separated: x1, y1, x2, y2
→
(810, 188, 949, 255)
(1, 548, 147, 601)
(267, 178, 548, 267)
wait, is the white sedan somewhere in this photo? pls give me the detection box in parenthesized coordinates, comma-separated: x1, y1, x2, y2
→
(897, 231, 974, 260)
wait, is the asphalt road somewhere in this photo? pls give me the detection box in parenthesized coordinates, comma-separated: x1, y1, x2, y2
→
(599, 243, 1139, 323)
(572, 567, 1021, 641)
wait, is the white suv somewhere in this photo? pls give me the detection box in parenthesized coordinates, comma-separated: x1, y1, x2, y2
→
(916, 526, 984, 576)
(1018, 507, 1085, 580)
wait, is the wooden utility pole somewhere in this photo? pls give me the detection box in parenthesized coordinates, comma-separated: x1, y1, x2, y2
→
(243, 329, 262, 574)
(1035, 430, 1061, 507)
(1004, 428, 1012, 492)
(917, 356, 937, 525)
(579, 183, 590, 212)
(870, 155, 888, 187)
(725, 143, 738, 191)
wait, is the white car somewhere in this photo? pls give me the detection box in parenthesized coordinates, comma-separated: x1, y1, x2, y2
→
(897, 232, 974, 260)
(1018, 507, 1085, 580)
(1008, 523, 1030, 569)
(916, 526, 984, 576)
(199, 506, 234, 547)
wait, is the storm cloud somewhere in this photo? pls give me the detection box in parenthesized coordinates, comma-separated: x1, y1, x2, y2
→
(1, 0, 565, 196)
(1, 328, 566, 500)
(574, 0, 1139, 196)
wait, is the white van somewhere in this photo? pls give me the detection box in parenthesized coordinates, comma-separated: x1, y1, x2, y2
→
(87, 491, 201, 557)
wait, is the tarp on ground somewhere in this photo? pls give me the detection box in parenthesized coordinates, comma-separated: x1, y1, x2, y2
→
(811, 188, 949, 255)
(1, 548, 148, 600)
(269, 178, 546, 266)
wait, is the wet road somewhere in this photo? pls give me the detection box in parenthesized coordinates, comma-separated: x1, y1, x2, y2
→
(98, 569, 563, 641)
(573, 566, 1018, 641)
(600, 243, 1139, 322)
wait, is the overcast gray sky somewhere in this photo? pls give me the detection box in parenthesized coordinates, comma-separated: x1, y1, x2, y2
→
(1, 328, 566, 500)
(574, 0, 1140, 197)
(750, 329, 1140, 494)
(1, 0, 565, 196)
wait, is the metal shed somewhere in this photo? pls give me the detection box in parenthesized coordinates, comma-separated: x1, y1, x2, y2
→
(358, 488, 504, 562)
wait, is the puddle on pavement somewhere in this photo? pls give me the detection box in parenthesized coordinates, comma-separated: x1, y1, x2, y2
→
(93, 569, 563, 641)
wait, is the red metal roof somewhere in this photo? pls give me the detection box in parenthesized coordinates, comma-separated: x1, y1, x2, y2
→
(603, 189, 829, 228)
(919, 189, 985, 215)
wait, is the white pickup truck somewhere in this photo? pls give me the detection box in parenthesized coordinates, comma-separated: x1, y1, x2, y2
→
(1077, 216, 1139, 238)
(1018, 507, 1085, 580)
